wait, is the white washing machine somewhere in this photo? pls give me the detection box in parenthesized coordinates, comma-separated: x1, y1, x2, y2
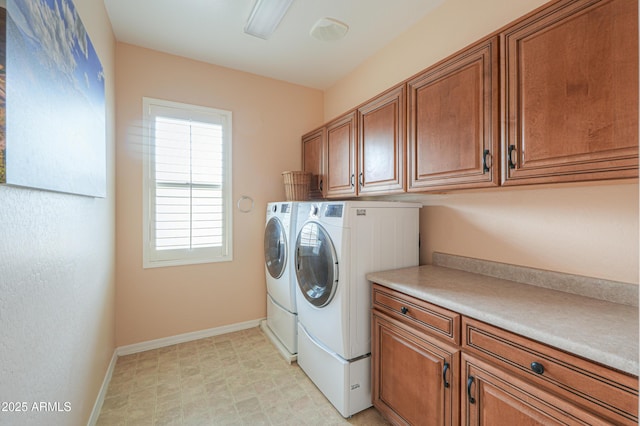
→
(262, 201, 300, 362)
(294, 201, 421, 417)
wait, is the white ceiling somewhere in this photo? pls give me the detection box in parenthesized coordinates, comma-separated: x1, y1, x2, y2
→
(103, 0, 443, 90)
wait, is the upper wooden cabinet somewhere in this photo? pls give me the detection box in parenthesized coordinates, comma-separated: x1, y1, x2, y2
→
(358, 85, 406, 195)
(325, 111, 357, 198)
(301, 127, 325, 199)
(302, 0, 638, 194)
(407, 36, 500, 191)
(501, 0, 639, 185)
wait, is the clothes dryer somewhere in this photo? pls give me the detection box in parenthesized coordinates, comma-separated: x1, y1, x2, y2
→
(263, 201, 299, 360)
(294, 201, 421, 417)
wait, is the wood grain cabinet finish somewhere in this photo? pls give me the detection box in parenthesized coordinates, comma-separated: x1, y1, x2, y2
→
(325, 111, 357, 198)
(301, 127, 325, 199)
(461, 353, 610, 425)
(373, 284, 460, 345)
(372, 285, 460, 426)
(358, 85, 406, 195)
(302, 0, 638, 194)
(407, 36, 500, 191)
(462, 317, 639, 425)
(371, 284, 639, 426)
(501, 0, 639, 185)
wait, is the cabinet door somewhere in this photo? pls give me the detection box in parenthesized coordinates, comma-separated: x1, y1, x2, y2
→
(462, 316, 639, 424)
(501, 0, 638, 185)
(462, 353, 609, 425)
(301, 127, 325, 199)
(372, 310, 459, 426)
(358, 85, 405, 195)
(325, 111, 357, 198)
(407, 36, 499, 191)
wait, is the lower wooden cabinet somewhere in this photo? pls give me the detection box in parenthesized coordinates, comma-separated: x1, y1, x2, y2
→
(461, 353, 608, 425)
(371, 284, 639, 426)
(462, 316, 639, 425)
(372, 311, 460, 426)
(372, 284, 461, 425)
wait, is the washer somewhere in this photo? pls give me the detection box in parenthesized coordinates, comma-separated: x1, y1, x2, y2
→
(262, 201, 300, 361)
(294, 201, 421, 417)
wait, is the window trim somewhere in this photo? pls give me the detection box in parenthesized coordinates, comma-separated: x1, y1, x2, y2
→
(142, 97, 233, 268)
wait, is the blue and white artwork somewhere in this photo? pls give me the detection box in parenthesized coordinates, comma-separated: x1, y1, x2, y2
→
(0, 0, 106, 197)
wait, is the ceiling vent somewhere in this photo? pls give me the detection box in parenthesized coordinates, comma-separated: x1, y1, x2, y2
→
(310, 18, 349, 41)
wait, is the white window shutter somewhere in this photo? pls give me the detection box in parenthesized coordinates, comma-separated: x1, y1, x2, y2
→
(142, 98, 232, 268)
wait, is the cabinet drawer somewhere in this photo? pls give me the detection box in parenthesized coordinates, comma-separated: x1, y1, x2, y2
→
(463, 317, 639, 425)
(372, 284, 460, 345)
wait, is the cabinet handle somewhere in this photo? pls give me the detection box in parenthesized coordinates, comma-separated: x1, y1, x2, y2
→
(482, 149, 491, 173)
(359, 172, 364, 188)
(467, 376, 476, 404)
(443, 362, 450, 388)
(319, 179, 323, 192)
(508, 145, 517, 169)
(530, 362, 545, 375)
(400, 306, 408, 315)
(350, 174, 355, 188)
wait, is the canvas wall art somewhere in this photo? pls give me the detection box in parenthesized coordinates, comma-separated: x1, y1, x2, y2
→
(0, 0, 106, 197)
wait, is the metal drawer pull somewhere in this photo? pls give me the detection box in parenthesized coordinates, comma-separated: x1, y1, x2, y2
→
(530, 362, 545, 375)
(482, 149, 491, 173)
(400, 306, 408, 314)
(508, 144, 517, 169)
(443, 362, 450, 388)
(467, 376, 475, 404)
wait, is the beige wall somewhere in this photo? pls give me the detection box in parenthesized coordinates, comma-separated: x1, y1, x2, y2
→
(418, 182, 638, 283)
(324, 0, 639, 284)
(0, 0, 116, 424)
(324, 0, 550, 118)
(115, 43, 323, 346)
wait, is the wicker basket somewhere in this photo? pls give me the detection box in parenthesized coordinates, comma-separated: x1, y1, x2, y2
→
(282, 171, 311, 201)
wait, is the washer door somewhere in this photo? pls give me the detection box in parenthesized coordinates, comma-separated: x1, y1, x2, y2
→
(264, 217, 287, 279)
(295, 222, 338, 308)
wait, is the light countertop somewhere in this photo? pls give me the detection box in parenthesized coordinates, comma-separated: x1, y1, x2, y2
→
(367, 264, 639, 376)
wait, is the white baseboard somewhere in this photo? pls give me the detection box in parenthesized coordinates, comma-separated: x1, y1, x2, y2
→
(116, 318, 264, 356)
(87, 318, 265, 426)
(87, 350, 118, 426)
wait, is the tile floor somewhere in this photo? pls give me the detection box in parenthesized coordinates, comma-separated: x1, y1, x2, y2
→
(97, 327, 390, 425)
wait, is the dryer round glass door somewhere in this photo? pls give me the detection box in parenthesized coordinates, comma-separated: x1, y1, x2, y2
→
(295, 222, 338, 308)
(264, 217, 287, 278)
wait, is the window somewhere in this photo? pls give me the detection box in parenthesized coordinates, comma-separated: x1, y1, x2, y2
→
(142, 98, 232, 268)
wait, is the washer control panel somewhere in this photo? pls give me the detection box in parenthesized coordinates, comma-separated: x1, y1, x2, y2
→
(325, 204, 343, 218)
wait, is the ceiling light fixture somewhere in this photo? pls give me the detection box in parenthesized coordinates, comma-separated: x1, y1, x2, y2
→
(244, 0, 294, 40)
(310, 18, 349, 41)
